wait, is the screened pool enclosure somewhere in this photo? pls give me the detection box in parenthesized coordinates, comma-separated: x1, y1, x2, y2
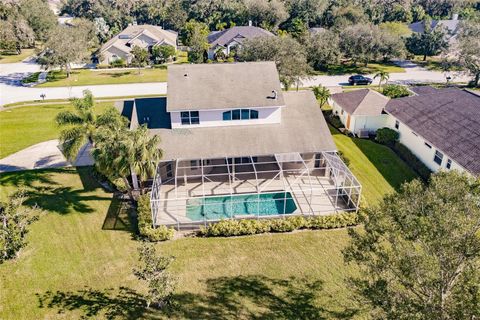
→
(150, 152, 361, 229)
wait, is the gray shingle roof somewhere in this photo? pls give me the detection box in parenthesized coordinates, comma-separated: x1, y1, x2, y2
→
(167, 62, 285, 112)
(125, 91, 336, 160)
(385, 88, 480, 175)
(408, 19, 460, 35)
(409, 86, 438, 95)
(207, 26, 273, 48)
(331, 89, 389, 116)
(100, 25, 177, 54)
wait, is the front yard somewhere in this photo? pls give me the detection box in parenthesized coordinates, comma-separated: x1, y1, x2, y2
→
(0, 102, 113, 158)
(37, 68, 168, 87)
(0, 49, 35, 64)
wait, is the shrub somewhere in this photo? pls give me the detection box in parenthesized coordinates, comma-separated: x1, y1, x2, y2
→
(137, 194, 174, 241)
(376, 127, 399, 146)
(382, 84, 410, 98)
(199, 213, 359, 237)
(393, 142, 432, 181)
(110, 58, 126, 68)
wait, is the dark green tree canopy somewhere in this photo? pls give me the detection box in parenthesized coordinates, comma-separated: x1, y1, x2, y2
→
(344, 171, 480, 319)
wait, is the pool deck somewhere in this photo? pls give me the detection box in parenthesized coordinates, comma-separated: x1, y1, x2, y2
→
(154, 172, 351, 226)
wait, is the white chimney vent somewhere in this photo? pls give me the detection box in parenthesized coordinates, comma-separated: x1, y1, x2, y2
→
(248, 20, 252, 27)
(452, 13, 459, 20)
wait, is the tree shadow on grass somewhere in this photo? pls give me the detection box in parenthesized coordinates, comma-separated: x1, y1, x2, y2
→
(37, 287, 148, 320)
(0, 167, 65, 189)
(36, 276, 359, 320)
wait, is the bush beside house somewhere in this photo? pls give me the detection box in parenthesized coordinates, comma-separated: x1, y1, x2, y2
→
(393, 142, 432, 181)
(199, 212, 359, 237)
(137, 194, 175, 241)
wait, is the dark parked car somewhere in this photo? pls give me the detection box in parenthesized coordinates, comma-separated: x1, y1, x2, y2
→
(348, 75, 373, 85)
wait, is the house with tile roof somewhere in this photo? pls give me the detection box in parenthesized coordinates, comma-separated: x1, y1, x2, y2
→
(206, 24, 274, 60)
(98, 25, 177, 64)
(117, 62, 361, 228)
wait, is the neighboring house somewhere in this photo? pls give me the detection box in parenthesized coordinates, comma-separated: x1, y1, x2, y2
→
(207, 25, 274, 60)
(385, 88, 480, 176)
(98, 25, 177, 64)
(119, 61, 361, 228)
(408, 14, 461, 44)
(329, 89, 390, 137)
(308, 27, 327, 35)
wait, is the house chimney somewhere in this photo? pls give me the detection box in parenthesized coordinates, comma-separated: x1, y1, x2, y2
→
(452, 13, 458, 20)
(248, 20, 252, 27)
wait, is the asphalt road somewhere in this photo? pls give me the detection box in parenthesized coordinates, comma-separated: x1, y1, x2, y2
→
(0, 60, 472, 106)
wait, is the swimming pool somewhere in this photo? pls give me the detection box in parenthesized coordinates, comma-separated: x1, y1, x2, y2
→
(186, 192, 297, 221)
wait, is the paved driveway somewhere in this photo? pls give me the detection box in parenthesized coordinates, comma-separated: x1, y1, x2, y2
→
(0, 140, 93, 173)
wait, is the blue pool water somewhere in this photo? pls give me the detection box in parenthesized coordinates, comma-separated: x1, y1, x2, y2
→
(186, 192, 297, 221)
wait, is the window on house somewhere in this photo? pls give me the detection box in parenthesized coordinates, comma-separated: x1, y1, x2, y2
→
(222, 109, 259, 121)
(341, 110, 344, 115)
(424, 142, 432, 149)
(181, 111, 200, 125)
(434, 150, 443, 165)
(395, 120, 400, 130)
(446, 159, 452, 169)
(223, 111, 231, 120)
(190, 160, 199, 170)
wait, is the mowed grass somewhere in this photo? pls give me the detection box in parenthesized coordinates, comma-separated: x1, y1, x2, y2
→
(37, 68, 168, 87)
(0, 167, 361, 319)
(0, 102, 113, 159)
(0, 49, 35, 64)
(330, 126, 418, 205)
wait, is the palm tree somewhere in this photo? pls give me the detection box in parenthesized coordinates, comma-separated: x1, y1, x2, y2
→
(92, 125, 135, 200)
(312, 85, 331, 108)
(127, 126, 163, 194)
(374, 71, 390, 89)
(55, 90, 125, 160)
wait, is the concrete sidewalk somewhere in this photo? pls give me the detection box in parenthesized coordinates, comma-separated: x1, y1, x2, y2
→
(0, 140, 93, 173)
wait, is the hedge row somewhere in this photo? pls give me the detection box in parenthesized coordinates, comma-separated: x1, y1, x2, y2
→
(199, 212, 359, 237)
(137, 194, 174, 241)
(393, 142, 432, 181)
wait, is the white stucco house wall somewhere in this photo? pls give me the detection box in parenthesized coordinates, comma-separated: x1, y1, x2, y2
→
(98, 25, 177, 64)
(384, 88, 480, 176)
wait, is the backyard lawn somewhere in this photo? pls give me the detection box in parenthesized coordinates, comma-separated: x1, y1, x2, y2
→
(0, 49, 35, 64)
(0, 167, 361, 319)
(0, 102, 113, 159)
(330, 126, 418, 205)
(37, 68, 168, 87)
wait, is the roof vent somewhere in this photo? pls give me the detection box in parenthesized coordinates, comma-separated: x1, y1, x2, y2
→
(184, 73, 188, 77)
(271, 90, 277, 99)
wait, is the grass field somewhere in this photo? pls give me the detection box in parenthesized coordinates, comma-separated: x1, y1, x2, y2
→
(0, 102, 113, 159)
(37, 68, 168, 87)
(0, 49, 35, 64)
(0, 167, 361, 319)
(330, 126, 417, 205)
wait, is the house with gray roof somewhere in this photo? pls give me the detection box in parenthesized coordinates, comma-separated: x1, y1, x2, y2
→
(329, 89, 390, 137)
(207, 25, 274, 60)
(408, 14, 461, 44)
(384, 88, 480, 176)
(98, 25, 177, 64)
(119, 61, 361, 227)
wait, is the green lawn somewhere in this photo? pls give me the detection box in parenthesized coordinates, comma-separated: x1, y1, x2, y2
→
(0, 102, 113, 159)
(21, 71, 40, 84)
(0, 167, 361, 319)
(314, 61, 405, 76)
(0, 49, 35, 64)
(37, 68, 168, 87)
(330, 126, 418, 205)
